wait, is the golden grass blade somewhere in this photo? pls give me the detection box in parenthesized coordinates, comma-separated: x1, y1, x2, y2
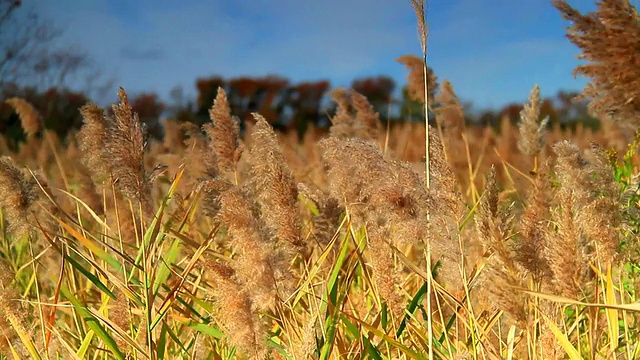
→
(85, 307, 150, 357)
(506, 325, 516, 360)
(7, 340, 24, 360)
(521, 288, 640, 312)
(76, 330, 94, 358)
(53, 215, 122, 270)
(5, 309, 43, 360)
(58, 189, 112, 231)
(542, 313, 581, 360)
(605, 265, 619, 353)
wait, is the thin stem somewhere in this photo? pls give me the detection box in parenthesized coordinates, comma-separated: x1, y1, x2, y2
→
(417, 0, 434, 358)
(422, 17, 430, 190)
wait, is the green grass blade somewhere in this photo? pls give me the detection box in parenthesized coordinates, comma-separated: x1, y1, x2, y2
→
(61, 285, 126, 360)
(64, 255, 116, 300)
(152, 238, 181, 295)
(76, 330, 94, 359)
(187, 322, 224, 339)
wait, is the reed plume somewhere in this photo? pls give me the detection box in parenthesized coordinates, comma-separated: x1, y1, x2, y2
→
(583, 144, 621, 266)
(110, 291, 132, 351)
(351, 91, 382, 142)
(328, 88, 354, 139)
(549, 141, 592, 298)
(108, 88, 151, 210)
(5, 98, 41, 138)
(290, 315, 318, 360)
(297, 183, 342, 248)
(182, 122, 220, 181)
(206, 261, 266, 359)
(428, 129, 464, 219)
(328, 88, 381, 142)
(161, 119, 185, 151)
(319, 137, 390, 219)
(0, 289, 29, 359)
(366, 224, 404, 318)
(0, 258, 13, 289)
(320, 136, 436, 241)
(78, 103, 108, 177)
(78, 88, 152, 212)
(202, 179, 279, 311)
(204, 87, 244, 172)
(250, 114, 303, 251)
(514, 161, 551, 282)
(554, 0, 640, 126)
(0, 156, 40, 237)
(476, 168, 529, 325)
(396, 54, 438, 105)
(517, 84, 549, 158)
(434, 80, 465, 136)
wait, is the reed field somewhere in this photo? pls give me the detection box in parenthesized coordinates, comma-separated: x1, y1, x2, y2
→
(1, 0, 640, 359)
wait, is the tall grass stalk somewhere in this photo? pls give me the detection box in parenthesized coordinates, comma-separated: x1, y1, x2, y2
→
(408, 0, 434, 359)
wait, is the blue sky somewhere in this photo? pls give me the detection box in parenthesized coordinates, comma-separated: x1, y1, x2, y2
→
(30, 0, 599, 110)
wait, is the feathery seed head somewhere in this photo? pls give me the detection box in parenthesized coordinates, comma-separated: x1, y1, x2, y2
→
(250, 113, 303, 249)
(206, 87, 244, 172)
(396, 55, 438, 105)
(5, 98, 41, 138)
(0, 157, 40, 237)
(517, 84, 549, 156)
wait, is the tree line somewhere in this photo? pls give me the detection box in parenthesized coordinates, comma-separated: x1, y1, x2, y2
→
(0, 73, 598, 148)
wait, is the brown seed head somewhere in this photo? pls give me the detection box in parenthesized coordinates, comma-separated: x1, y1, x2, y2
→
(5, 98, 41, 138)
(206, 87, 244, 172)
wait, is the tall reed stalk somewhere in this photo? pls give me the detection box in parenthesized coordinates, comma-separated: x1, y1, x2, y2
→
(409, 0, 433, 358)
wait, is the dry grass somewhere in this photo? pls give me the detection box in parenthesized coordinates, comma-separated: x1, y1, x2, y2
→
(0, 1, 639, 359)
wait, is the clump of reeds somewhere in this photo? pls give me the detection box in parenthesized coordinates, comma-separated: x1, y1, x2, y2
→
(583, 144, 623, 266)
(547, 142, 587, 298)
(318, 131, 468, 317)
(195, 111, 308, 357)
(202, 179, 278, 309)
(319, 137, 404, 313)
